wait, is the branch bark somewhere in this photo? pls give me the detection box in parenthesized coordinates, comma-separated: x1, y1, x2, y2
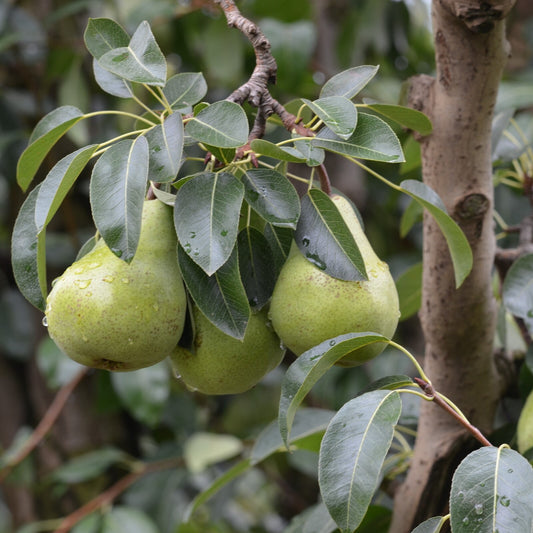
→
(390, 1, 515, 531)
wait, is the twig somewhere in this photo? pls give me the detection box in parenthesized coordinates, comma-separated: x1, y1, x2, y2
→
(213, 0, 313, 144)
(317, 164, 332, 195)
(0, 367, 88, 483)
(413, 377, 493, 447)
(53, 457, 183, 533)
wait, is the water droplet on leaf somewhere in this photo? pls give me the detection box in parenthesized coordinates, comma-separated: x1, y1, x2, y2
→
(221, 230, 228, 237)
(301, 237, 310, 247)
(474, 503, 483, 515)
(500, 495, 510, 507)
(329, 339, 336, 346)
(42, 316, 48, 327)
(306, 253, 327, 271)
(111, 248, 123, 258)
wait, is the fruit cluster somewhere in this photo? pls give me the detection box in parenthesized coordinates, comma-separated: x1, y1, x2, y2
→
(45, 196, 399, 395)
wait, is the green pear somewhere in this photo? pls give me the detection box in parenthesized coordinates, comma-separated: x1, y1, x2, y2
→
(517, 390, 533, 454)
(269, 194, 400, 367)
(45, 199, 187, 371)
(170, 306, 285, 395)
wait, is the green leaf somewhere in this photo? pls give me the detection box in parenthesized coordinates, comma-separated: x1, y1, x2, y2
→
(284, 502, 336, 533)
(36, 337, 84, 390)
(184, 459, 251, 522)
(183, 433, 243, 473)
(312, 113, 405, 163)
(399, 179, 473, 288)
(174, 172, 244, 275)
(101, 506, 160, 533)
(295, 189, 367, 281)
(450, 446, 533, 532)
(89, 137, 149, 262)
(293, 139, 326, 167)
(163, 72, 208, 110)
(98, 21, 167, 86)
(264, 224, 293, 275)
(303, 96, 358, 139)
(52, 447, 128, 484)
(357, 375, 414, 396)
(84, 18, 130, 60)
(320, 65, 379, 99)
(411, 516, 448, 533)
(17, 106, 85, 191)
(35, 145, 98, 231)
(250, 139, 307, 163)
(238, 227, 276, 310)
(318, 390, 402, 533)
(242, 168, 300, 228)
(11, 185, 47, 310)
(110, 361, 169, 427)
(177, 245, 250, 340)
(396, 262, 423, 321)
(251, 408, 335, 465)
(93, 58, 133, 98)
(71, 513, 103, 533)
(365, 104, 432, 136)
(502, 253, 533, 334)
(185, 101, 248, 148)
(144, 113, 184, 183)
(278, 332, 390, 446)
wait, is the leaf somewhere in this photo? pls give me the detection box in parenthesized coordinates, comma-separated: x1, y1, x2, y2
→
(101, 506, 160, 533)
(183, 433, 243, 473)
(318, 390, 402, 533)
(110, 361, 170, 427)
(293, 139, 326, 167)
(89, 136, 149, 262)
(502, 253, 533, 334)
(400, 179, 473, 288)
(238, 227, 276, 310)
(17, 106, 85, 191)
(450, 446, 533, 532)
(356, 375, 414, 397)
(320, 65, 379, 99)
(34, 145, 98, 231)
(251, 408, 335, 465)
(84, 18, 130, 60)
(250, 139, 307, 163)
(177, 245, 250, 340)
(295, 189, 366, 281)
(144, 112, 184, 183)
(303, 96, 358, 139)
(52, 447, 128, 484)
(185, 100, 249, 148)
(411, 516, 448, 533)
(163, 72, 208, 110)
(278, 332, 390, 446)
(396, 262, 423, 321)
(365, 103, 432, 136)
(184, 459, 251, 522)
(36, 337, 84, 390)
(93, 58, 133, 98)
(312, 113, 405, 163)
(174, 171, 244, 275)
(400, 198, 423, 237)
(242, 168, 300, 228)
(98, 21, 167, 86)
(264, 224, 293, 275)
(11, 185, 47, 310)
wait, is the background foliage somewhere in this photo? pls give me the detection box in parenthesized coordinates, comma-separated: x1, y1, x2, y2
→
(1, 1, 533, 532)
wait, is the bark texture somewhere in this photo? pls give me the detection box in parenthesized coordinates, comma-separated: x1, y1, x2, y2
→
(390, 1, 515, 531)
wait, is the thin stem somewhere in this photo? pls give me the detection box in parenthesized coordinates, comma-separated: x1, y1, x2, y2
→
(413, 377, 493, 447)
(257, 160, 310, 184)
(91, 129, 151, 158)
(388, 340, 432, 384)
(349, 157, 403, 192)
(317, 164, 332, 195)
(83, 109, 157, 127)
(0, 368, 88, 483)
(143, 84, 168, 111)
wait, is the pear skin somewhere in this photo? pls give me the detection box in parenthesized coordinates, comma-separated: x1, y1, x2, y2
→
(45, 199, 187, 371)
(171, 306, 285, 395)
(517, 390, 533, 455)
(269, 194, 399, 367)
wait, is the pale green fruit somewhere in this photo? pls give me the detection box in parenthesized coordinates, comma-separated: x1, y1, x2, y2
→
(45, 200, 187, 371)
(269, 194, 400, 367)
(170, 306, 285, 395)
(517, 390, 533, 454)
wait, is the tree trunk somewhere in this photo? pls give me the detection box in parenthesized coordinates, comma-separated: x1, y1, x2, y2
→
(390, 1, 515, 531)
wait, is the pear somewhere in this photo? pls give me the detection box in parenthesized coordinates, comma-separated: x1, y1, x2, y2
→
(170, 306, 285, 395)
(269, 194, 400, 367)
(517, 390, 533, 455)
(45, 199, 187, 371)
